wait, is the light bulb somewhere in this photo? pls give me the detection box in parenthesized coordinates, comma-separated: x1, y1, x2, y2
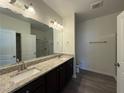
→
(28, 6, 35, 13)
(54, 21, 57, 26)
(9, 0, 16, 4)
(25, 6, 35, 14)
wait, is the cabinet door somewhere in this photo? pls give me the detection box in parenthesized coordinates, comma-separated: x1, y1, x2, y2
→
(65, 58, 73, 83)
(33, 86, 45, 93)
(46, 68, 58, 93)
(69, 58, 74, 78)
(58, 64, 66, 92)
(13, 76, 45, 93)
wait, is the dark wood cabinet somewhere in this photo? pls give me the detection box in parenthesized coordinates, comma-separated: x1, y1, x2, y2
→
(65, 58, 74, 83)
(13, 58, 73, 93)
(34, 85, 45, 93)
(45, 58, 73, 93)
(57, 64, 66, 92)
(45, 68, 58, 93)
(13, 76, 45, 93)
(45, 64, 66, 93)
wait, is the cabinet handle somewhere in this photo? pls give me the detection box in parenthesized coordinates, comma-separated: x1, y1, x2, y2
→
(26, 90, 30, 93)
(60, 67, 63, 70)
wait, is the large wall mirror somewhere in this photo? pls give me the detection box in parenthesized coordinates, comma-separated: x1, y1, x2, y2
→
(0, 8, 63, 68)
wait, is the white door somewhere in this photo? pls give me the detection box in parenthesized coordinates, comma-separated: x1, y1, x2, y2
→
(117, 11, 124, 93)
(0, 30, 16, 67)
(21, 34, 36, 61)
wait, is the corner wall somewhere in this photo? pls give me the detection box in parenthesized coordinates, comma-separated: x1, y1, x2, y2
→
(62, 14, 76, 78)
(76, 12, 119, 77)
(63, 14, 75, 54)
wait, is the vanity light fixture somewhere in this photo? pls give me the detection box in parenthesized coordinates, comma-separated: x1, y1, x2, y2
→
(24, 3, 32, 9)
(24, 4, 29, 9)
(9, 0, 16, 4)
(24, 3, 35, 14)
(28, 6, 35, 13)
(49, 20, 63, 30)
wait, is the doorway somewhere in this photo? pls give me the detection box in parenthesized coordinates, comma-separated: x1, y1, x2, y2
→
(16, 33, 22, 62)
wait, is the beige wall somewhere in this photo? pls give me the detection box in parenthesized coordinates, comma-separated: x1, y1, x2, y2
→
(29, 0, 62, 25)
(0, 13, 31, 34)
(76, 12, 119, 77)
(53, 15, 76, 54)
(63, 14, 75, 55)
(63, 14, 76, 77)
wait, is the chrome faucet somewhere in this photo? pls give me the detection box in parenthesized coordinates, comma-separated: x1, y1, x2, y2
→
(16, 60, 27, 72)
(57, 55, 62, 58)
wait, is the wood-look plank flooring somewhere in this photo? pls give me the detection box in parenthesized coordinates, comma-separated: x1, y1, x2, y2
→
(62, 70, 116, 93)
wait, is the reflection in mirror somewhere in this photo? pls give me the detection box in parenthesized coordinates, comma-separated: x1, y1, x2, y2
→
(31, 24, 53, 58)
(0, 8, 54, 67)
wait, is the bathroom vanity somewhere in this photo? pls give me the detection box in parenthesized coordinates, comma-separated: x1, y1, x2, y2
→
(0, 6, 74, 93)
(0, 55, 73, 93)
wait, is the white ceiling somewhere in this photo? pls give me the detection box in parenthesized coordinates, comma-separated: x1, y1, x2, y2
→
(43, 0, 124, 21)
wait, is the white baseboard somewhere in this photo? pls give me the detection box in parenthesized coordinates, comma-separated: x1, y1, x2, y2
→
(79, 67, 115, 78)
(73, 74, 77, 78)
(76, 65, 80, 73)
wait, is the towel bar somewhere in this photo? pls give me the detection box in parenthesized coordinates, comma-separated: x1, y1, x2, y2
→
(89, 41, 107, 44)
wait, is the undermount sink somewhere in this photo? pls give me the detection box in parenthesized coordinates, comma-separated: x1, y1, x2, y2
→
(11, 68, 40, 83)
(59, 57, 67, 61)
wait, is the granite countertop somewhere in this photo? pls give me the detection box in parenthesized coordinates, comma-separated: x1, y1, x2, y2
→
(0, 55, 73, 93)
